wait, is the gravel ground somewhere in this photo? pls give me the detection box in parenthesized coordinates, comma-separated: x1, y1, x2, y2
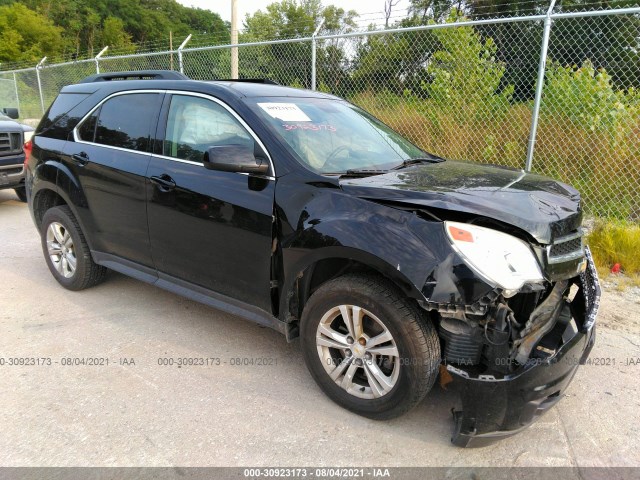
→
(597, 279, 640, 335)
(0, 188, 639, 468)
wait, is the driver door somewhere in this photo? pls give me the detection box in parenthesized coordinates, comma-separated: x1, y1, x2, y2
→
(146, 93, 275, 313)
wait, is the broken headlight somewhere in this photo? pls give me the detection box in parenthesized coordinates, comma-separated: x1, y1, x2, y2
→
(444, 221, 543, 294)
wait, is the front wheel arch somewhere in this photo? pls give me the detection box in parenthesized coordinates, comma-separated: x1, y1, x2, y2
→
(282, 249, 426, 333)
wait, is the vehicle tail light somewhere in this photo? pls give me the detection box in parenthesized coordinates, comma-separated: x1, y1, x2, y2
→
(24, 139, 32, 166)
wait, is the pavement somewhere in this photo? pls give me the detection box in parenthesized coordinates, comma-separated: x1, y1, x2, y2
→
(0, 188, 639, 468)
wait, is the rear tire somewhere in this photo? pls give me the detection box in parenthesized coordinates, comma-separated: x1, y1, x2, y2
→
(300, 274, 440, 420)
(40, 206, 107, 291)
(14, 187, 27, 202)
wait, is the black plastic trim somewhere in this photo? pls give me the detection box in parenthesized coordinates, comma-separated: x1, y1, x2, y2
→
(91, 251, 287, 335)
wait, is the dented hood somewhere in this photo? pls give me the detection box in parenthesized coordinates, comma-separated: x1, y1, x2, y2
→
(339, 160, 582, 244)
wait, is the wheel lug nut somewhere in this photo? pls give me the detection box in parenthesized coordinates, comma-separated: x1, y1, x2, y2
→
(345, 350, 352, 357)
(358, 338, 366, 346)
(365, 352, 372, 360)
(346, 336, 354, 345)
(355, 358, 363, 366)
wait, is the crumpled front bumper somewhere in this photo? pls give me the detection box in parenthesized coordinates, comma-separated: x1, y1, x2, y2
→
(448, 247, 601, 448)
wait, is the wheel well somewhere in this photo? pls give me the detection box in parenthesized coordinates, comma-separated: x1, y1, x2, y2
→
(33, 189, 67, 229)
(285, 258, 411, 340)
(306, 259, 378, 298)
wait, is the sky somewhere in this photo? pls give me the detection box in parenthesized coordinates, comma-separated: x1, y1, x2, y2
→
(175, 0, 412, 27)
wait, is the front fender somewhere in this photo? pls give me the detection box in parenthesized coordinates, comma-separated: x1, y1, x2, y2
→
(283, 215, 442, 299)
(277, 183, 495, 315)
(283, 245, 427, 303)
(277, 187, 448, 319)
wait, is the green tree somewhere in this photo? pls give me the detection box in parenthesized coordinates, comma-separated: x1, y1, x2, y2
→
(11, 0, 228, 60)
(0, 29, 23, 63)
(423, 14, 514, 120)
(465, 0, 640, 96)
(0, 3, 64, 63)
(407, 0, 458, 23)
(352, 26, 443, 96)
(242, 0, 356, 87)
(101, 16, 135, 54)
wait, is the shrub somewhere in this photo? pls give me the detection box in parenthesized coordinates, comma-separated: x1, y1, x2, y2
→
(422, 13, 514, 122)
(541, 60, 640, 135)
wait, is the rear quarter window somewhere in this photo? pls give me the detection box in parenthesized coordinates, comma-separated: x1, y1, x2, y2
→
(77, 109, 99, 143)
(36, 93, 92, 140)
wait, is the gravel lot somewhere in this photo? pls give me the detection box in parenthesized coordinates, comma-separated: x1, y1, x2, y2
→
(1, 188, 639, 468)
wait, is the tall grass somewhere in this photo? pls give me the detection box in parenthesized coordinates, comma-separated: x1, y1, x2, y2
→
(349, 59, 640, 222)
(351, 90, 640, 221)
(588, 220, 640, 275)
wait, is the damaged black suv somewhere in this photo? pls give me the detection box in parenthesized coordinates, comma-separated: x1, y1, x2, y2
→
(26, 70, 600, 447)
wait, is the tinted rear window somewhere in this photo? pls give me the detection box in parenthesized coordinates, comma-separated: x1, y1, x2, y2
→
(36, 93, 91, 140)
(94, 93, 159, 152)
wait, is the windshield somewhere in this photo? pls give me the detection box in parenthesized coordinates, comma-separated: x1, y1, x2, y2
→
(250, 97, 426, 174)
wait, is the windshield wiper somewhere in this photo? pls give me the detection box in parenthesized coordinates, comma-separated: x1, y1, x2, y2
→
(392, 156, 445, 170)
(338, 169, 389, 178)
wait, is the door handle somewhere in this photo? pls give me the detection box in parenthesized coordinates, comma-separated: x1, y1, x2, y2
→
(72, 152, 89, 166)
(150, 174, 176, 192)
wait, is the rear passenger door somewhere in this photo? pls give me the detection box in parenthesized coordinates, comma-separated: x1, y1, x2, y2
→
(146, 93, 275, 313)
(67, 91, 163, 268)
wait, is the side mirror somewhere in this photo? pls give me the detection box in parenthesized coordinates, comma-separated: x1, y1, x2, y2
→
(1, 108, 19, 120)
(203, 144, 269, 175)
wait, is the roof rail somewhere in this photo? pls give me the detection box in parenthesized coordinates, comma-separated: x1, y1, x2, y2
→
(79, 70, 189, 83)
(215, 79, 280, 85)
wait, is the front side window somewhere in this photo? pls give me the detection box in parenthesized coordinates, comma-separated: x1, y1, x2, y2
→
(164, 95, 252, 162)
(93, 93, 159, 152)
(249, 97, 425, 174)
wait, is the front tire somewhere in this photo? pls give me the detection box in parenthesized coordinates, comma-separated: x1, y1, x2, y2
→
(40, 206, 107, 291)
(14, 187, 27, 202)
(300, 274, 440, 420)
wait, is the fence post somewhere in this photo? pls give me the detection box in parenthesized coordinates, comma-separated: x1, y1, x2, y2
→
(95, 46, 109, 74)
(12, 72, 20, 115)
(311, 18, 325, 91)
(35, 57, 47, 115)
(231, 0, 239, 79)
(525, 0, 556, 171)
(178, 35, 192, 75)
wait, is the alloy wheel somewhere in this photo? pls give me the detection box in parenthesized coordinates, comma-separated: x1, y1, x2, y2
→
(46, 222, 77, 278)
(315, 305, 400, 399)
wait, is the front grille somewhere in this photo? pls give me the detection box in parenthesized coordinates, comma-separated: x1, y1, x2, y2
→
(580, 246, 601, 330)
(550, 236, 582, 257)
(0, 167, 22, 175)
(0, 133, 11, 153)
(548, 231, 584, 264)
(0, 132, 23, 156)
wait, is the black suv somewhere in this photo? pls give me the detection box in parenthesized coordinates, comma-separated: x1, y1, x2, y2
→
(26, 71, 600, 447)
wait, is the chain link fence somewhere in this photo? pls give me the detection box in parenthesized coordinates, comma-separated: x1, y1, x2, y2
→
(1, 6, 638, 220)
